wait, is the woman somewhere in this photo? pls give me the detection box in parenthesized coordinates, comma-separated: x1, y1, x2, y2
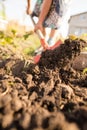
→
(27, 0, 61, 46)
(26, 0, 72, 47)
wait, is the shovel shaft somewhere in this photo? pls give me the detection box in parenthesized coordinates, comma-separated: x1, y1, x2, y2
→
(30, 15, 48, 49)
(30, 15, 44, 39)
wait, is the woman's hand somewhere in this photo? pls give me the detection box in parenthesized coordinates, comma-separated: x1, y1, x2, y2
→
(34, 21, 43, 33)
(26, 7, 32, 15)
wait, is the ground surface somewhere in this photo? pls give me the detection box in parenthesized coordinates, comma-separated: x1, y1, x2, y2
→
(0, 38, 87, 130)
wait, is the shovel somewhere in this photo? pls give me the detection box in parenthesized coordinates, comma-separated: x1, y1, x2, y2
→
(30, 15, 62, 63)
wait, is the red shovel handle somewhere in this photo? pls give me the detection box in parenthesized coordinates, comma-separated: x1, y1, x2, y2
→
(30, 15, 49, 50)
(40, 38, 49, 50)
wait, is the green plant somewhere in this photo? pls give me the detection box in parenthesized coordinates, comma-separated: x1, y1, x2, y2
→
(23, 47, 35, 55)
(83, 68, 87, 74)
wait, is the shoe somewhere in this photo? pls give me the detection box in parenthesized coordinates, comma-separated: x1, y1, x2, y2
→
(47, 38, 55, 46)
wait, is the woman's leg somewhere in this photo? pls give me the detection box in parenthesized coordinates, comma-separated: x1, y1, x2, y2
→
(49, 29, 56, 38)
(47, 29, 57, 46)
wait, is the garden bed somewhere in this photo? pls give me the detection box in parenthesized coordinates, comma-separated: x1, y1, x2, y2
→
(0, 38, 87, 130)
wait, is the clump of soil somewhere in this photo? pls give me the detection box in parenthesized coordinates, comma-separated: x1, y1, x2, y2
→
(0, 38, 87, 130)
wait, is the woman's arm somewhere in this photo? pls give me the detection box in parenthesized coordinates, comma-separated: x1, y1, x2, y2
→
(27, 0, 31, 7)
(26, 0, 31, 14)
(39, 0, 52, 23)
(35, 0, 52, 31)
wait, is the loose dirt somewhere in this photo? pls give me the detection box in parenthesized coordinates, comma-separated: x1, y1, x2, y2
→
(0, 38, 87, 130)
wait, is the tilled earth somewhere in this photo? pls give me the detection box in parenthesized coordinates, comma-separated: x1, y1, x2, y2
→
(0, 38, 87, 130)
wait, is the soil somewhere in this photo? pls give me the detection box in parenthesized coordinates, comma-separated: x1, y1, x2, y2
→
(0, 38, 87, 130)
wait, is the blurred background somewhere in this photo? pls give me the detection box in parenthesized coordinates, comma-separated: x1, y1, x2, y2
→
(0, 0, 87, 58)
(0, 0, 87, 37)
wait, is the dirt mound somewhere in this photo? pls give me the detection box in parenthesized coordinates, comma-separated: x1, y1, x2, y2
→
(0, 38, 87, 130)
